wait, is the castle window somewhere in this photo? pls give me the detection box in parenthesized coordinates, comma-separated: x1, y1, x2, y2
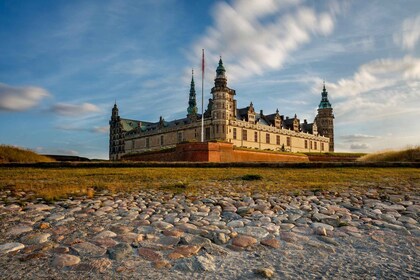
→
(287, 137, 291, 146)
(160, 135, 164, 146)
(233, 128, 237, 139)
(314, 141, 317, 150)
(254, 131, 258, 142)
(305, 140, 308, 149)
(276, 135, 280, 145)
(310, 141, 313, 149)
(222, 125, 225, 133)
(146, 138, 150, 148)
(242, 129, 247, 141)
(216, 125, 219, 133)
(205, 127, 211, 140)
(266, 133, 270, 144)
(177, 132, 183, 143)
(321, 143, 324, 151)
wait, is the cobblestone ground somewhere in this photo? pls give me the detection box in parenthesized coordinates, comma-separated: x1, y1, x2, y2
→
(0, 186, 419, 279)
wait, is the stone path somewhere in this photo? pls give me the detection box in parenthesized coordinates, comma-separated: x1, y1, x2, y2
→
(0, 187, 419, 279)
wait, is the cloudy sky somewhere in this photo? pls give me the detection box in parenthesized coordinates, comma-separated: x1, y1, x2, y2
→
(0, 0, 419, 159)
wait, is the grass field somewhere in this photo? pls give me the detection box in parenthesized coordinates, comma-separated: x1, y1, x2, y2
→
(0, 145, 55, 163)
(0, 167, 418, 202)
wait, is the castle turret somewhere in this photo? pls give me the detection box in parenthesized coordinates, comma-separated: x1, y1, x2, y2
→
(316, 82, 334, 151)
(109, 102, 122, 160)
(210, 57, 237, 140)
(187, 70, 198, 121)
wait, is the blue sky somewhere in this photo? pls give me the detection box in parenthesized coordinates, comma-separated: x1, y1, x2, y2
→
(0, 0, 419, 159)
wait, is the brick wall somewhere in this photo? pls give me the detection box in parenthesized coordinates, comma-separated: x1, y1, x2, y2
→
(122, 142, 309, 162)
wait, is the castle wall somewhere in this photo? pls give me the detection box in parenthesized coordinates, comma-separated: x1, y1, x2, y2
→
(122, 142, 309, 162)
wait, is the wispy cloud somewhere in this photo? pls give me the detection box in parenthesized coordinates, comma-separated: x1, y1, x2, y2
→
(350, 143, 370, 150)
(35, 146, 79, 156)
(394, 15, 420, 50)
(51, 102, 100, 116)
(190, 0, 339, 81)
(341, 134, 379, 142)
(323, 56, 420, 122)
(55, 124, 108, 134)
(0, 83, 50, 112)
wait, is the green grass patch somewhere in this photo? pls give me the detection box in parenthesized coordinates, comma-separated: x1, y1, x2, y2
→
(358, 146, 420, 162)
(0, 145, 55, 163)
(0, 167, 418, 200)
(241, 174, 263, 181)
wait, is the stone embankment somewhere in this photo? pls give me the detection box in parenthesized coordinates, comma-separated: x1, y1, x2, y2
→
(0, 187, 418, 279)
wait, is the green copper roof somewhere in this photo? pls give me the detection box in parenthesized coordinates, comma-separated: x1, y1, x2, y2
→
(187, 70, 198, 115)
(318, 84, 332, 109)
(216, 57, 225, 76)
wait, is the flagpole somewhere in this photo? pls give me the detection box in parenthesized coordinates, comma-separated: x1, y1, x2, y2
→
(201, 49, 204, 142)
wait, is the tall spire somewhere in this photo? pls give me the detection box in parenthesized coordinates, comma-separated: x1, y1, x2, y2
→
(215, 56, 227, 87)
(187, 69, 198, 117)
(318, 82, 332, 109)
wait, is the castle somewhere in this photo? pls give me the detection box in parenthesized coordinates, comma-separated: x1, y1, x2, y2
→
(109, 58, 334, 161)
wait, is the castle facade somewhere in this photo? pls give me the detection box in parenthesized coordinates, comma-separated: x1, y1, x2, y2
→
(109, 58, 334, 160)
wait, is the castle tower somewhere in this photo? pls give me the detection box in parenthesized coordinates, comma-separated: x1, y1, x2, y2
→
(187, 70, 198, 121)
(210, 57, 237, 140)
(109, 102, 123, 160)
(316, 83, 334, 151)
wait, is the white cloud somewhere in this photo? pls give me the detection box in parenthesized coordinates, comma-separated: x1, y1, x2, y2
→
(35, 146, 79, 156)
(350, 143, 370, 150)
(0, 83, 50, 111)
(52, 102, 100, 116)
(92, 126, 108, 134)
(341, 134, 379, 143)
(394, 15, 420, 50)
(190, 0, 338, 81)
(323, 56, 420, 121)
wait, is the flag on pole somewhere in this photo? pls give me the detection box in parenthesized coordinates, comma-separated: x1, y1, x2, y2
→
(201, 49, 205, 142)
(202, 49, 205, 74)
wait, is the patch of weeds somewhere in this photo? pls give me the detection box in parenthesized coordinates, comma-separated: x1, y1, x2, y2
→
(160, 181, 189, 194)
(241, 174, 263, 181)
(292, 190, 302, 196)
(93, 184, 108, 192)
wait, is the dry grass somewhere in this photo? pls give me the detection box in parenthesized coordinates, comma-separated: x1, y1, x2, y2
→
(358, 146, 420, 162)
(0, 145, 55, 163)
(0, 167, 418, 201)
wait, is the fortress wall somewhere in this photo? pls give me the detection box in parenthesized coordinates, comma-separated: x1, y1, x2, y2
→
(122, 142, 309, 162)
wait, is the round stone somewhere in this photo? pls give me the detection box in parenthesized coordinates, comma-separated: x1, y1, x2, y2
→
(52, 254, 80, 267)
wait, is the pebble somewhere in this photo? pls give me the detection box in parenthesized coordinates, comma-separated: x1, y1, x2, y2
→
(52, 254, 81, 267)
(108, 243, 133, 260)
(0, 242, 25, 254)
(234, 226, 269, 239)
(71, 242, 107, 257)
(231, 235, 257, 248)
(255, 267, 275, 278)
(21, 233, 51, 245)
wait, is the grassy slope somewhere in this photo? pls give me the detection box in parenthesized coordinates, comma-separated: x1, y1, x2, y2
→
(0, 167, 418, 201)
(358, 146, 420, 162)
(0, 145, 55, 163)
